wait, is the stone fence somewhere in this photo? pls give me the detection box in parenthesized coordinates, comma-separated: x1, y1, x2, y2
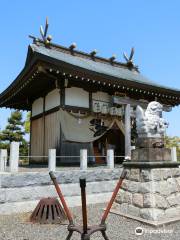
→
(0, 142, 178, 173)
(0, 168, 122, 215)
(0, 142, 127, 173)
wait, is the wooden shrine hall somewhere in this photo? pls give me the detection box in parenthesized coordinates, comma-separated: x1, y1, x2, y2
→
(0, 20, 180, 165)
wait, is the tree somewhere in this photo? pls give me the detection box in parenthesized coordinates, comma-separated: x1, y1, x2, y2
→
(22, 112, 31, 157)
(24, 112, 31, 134)
(0, 111, 25, 143)
(0, 111, 28, 156)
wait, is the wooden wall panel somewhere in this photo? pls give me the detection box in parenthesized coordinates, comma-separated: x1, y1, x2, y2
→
(30, 117, 44, 163)
(44, 111, 60, 156)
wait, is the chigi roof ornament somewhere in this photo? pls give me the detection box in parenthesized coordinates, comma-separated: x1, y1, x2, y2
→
(123, 47, 138, 70)
(40, 17, 52, 45)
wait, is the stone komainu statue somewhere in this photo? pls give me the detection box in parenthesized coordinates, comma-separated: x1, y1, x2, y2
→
(136, 101, 169, 138)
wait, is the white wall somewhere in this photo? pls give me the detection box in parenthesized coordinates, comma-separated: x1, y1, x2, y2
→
(45, 89, 60, 111)
(65, 87, 89, 108)
(32, 98, 44, 117)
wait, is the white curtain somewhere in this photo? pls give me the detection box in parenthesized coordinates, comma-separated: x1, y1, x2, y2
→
(59, 109, 125, 143)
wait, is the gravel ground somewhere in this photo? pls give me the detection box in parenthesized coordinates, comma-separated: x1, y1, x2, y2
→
(0, 203, 179, 240)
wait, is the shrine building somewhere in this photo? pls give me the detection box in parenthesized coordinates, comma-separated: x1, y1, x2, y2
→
(0, 23, 180, 165)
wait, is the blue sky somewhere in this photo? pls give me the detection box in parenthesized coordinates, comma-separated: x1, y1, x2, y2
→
(0, 0, 179, 136)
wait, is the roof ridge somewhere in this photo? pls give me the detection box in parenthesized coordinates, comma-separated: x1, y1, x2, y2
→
(29, 37, 139, 72)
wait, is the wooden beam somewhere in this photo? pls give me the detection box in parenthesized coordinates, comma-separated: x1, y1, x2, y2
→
(113, 96, 172, 112)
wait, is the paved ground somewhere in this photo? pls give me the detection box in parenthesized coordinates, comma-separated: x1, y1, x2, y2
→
(0, 203, 179, 240)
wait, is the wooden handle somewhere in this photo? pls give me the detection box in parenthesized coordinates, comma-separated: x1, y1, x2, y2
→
(101, 169, 127, 224)
(49, 171, 74, 224)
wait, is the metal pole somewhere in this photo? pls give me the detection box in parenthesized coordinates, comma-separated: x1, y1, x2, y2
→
(101, 169, 127, 224)
(49, 171, 74, 224)
(80, 177, 88, 234)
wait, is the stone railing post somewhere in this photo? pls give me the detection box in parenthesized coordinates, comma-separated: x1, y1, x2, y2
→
(131, 146, 136, 150)
(106, 149, 114, 169)
(80, 149, 87, 170)
(171, 147, 177, 162)
(9, 142, 19, 173)
(0, 149, 7, 172)
(48, 149, 56, 172)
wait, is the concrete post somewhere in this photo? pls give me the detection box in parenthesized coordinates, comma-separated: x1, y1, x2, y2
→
(125, 104, 131, 159)
(48, 149, 56, 172)
(171, 147, 177, 162)
(9, 142, 19, 173)
(80, 149, 87, 170)
(0, 149, 7, 172)
(107, 149, 114, 169)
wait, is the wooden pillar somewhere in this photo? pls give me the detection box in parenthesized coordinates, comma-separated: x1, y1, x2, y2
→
(29, 111, 32, 158)
(89, 92, 92, 110)
(125, 104, 131, 159)
(59, 87, 65, 162)
(43, 96, 46, 158)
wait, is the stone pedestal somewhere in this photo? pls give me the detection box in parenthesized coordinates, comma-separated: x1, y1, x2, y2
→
(132, 148, 171, 162)
(132, 137, 171, 162)
(114, 167, 180, 223)
(136, 137, 164, 148)
(114, 136, 180, 224)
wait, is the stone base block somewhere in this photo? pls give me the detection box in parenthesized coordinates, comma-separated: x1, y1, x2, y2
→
(132, 148, 171, 161)
(136, 137, 164, 148)
(114, 167, 180, 223)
